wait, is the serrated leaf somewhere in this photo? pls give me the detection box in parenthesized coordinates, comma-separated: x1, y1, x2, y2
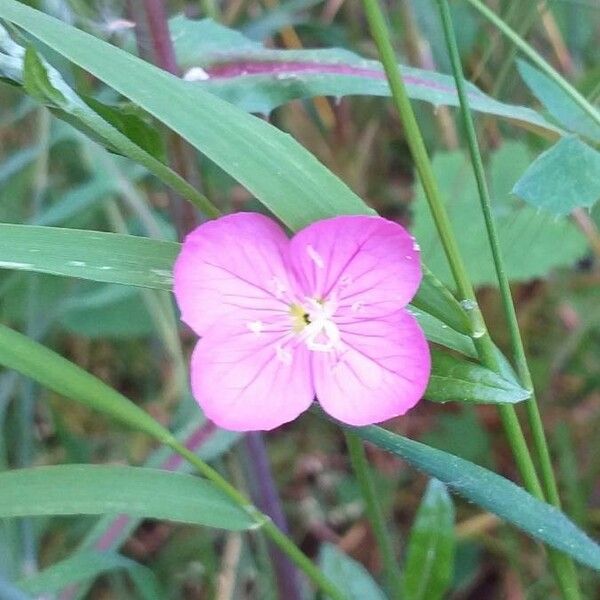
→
(318, 543, 387, 600)
(0, 465, 253, 530)
(413, 147, 588, 286)
(426, 349, 530, 405)
(513, 136, 600, 216)
(403, 479, 455, 600)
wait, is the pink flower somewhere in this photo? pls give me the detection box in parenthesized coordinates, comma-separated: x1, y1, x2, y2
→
(174, 213, 430, 431)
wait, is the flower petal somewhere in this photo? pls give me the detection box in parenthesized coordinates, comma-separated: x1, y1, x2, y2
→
(174, 213, 297, 335)
(190, 320, 314, 431)
(289, 216, 422, 318)
(312, 310, 430, 426)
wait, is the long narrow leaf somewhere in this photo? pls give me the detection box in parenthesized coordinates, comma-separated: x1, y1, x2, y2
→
(349, 423, 600, 571)
(0, 465, 253, 530)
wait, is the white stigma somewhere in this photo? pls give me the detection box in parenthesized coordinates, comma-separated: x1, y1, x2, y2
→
(302, 298, 341, 352)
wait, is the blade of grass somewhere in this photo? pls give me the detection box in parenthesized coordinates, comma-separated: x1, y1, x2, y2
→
(345, 431, 403, 598)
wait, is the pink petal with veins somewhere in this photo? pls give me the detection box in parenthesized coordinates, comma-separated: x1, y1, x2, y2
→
(173, 212, 299, 336)
(190, 319, 314, 431)
(288, 216, 421, 317)
(312, 310, 430, 426)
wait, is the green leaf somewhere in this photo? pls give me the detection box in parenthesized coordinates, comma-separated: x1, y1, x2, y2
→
(512, 136, 600, 216)
(318, 543, 387, 600)
(83, 96, 166, 162)
(0, 224, 178, 290)
(0, 465, 253, 530)
(0, 321, 171, 442)
(426, 349, 530, 405)
(22, 44, 67, 105)
(410, 306, 475, 357)
(170, 17, 560, 137)
(403, 479, 455, 600)
(412, 268, 471, 336)
(413, 147, 588, 286)
(19, 551, 162, 599)
(517, 59, 600, 143)
(348, 423, 600, 572)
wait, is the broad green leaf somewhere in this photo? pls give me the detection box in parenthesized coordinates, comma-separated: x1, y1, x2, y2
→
(0, 322, 171, 442)
(170, 17, 560, 137)
(0, 224, 178, 289)
(0, 465, 253, 530)
(512, 136, 600, 216)
(426, 350, 529, 405)
(318, 543, 387, 600)
(413, 147, 588, 286)
(518, 60, 600, 143)
(19, 551, 162, 599)
(348, 423, 600, 571)
(403, 479, 455, 600)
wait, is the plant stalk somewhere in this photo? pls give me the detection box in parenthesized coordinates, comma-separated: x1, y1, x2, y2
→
(435, 1, 581, 596)
(345, 431, 403, 598)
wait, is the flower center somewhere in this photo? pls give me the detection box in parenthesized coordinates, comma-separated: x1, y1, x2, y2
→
(290, 298, 341, 352)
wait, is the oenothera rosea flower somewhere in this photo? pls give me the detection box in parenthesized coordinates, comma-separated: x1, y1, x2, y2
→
(174, 213, 430, 431)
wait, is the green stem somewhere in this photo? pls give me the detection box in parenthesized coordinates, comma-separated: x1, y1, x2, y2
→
(464, 0, 600, 128)
(166, 439, 346, 600)
(345, 431, 403, 598)
(360, 0, 541, 496)
(435, 1, 580, 597)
